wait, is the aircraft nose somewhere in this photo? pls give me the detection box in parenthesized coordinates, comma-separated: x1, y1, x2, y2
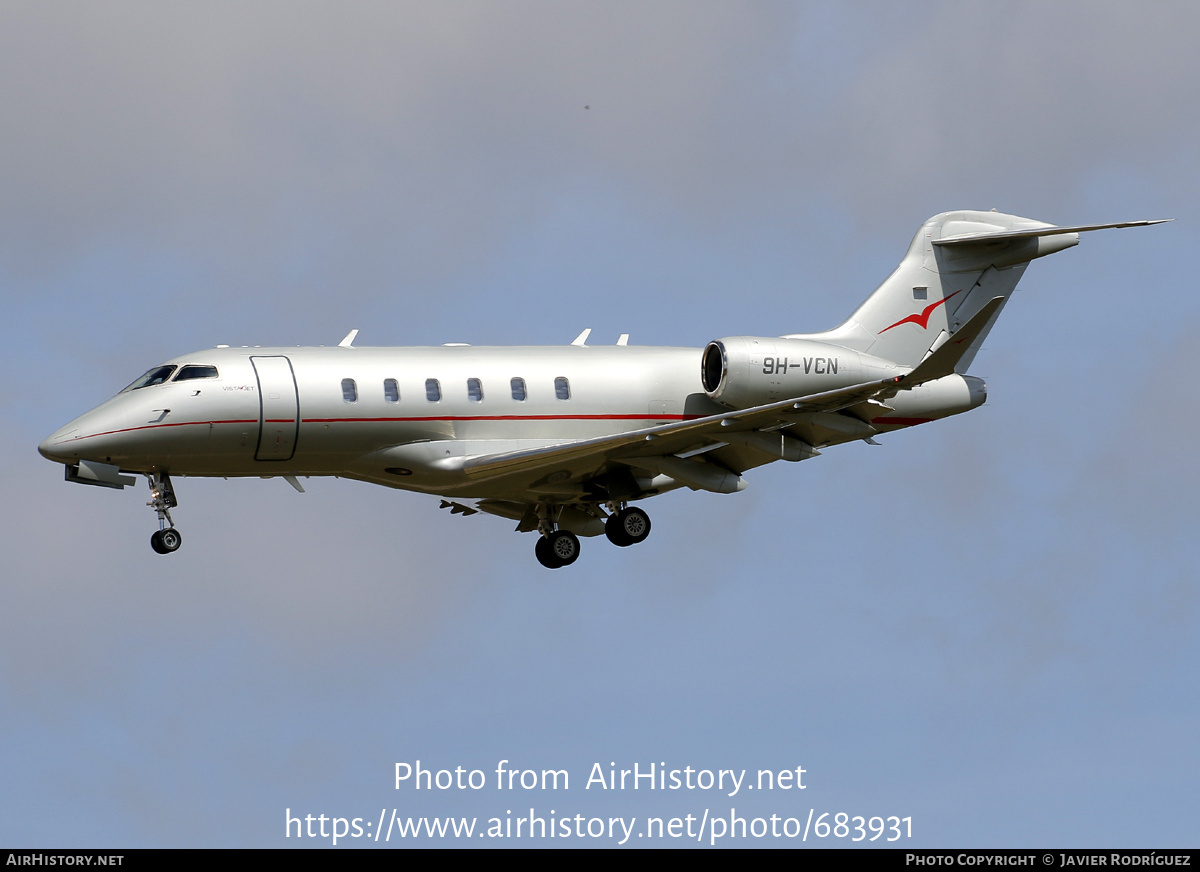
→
(39, 426, 79, 463)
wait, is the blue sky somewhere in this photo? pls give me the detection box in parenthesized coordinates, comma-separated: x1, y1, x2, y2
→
(2, 1, 1197, 847)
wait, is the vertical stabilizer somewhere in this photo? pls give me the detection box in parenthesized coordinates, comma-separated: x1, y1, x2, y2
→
(785, 210, 1082, 368)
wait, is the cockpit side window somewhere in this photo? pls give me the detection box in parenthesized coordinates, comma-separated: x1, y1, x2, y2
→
(174, 365, 219, 382)
(121, 365, 177, 392)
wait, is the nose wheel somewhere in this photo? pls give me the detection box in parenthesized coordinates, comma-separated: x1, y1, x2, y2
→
(151, 528, 182, 554)
(146, 472, 182, 556)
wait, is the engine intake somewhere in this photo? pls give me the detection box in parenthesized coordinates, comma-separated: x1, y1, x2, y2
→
(701, 336, 898, 409)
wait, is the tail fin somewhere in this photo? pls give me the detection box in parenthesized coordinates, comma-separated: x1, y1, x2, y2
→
(786, 211, 1167, 369)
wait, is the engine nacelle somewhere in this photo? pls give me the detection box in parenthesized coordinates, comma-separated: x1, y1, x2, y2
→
(871, 374, 987, 427)
(701, 336, 900, 409)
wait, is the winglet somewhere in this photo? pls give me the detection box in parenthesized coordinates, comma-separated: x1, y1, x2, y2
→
(339, 329, 359, 348)
(571, 328, 592, 346)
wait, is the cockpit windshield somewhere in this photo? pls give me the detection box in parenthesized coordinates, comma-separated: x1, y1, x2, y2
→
(121, 365, 176, 392)
(174, 365, 219, 381)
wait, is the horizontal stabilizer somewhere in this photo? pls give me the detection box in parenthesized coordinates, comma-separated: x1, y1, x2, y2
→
(933, 219, 1171, 247)
(901, 296, 1004, 385)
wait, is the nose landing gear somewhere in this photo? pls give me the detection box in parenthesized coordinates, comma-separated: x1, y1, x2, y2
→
(151, 527, 182, 554)
(146, 472, 181, 555)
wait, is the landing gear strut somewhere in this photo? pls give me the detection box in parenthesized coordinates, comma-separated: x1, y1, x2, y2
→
(146, 472, 181, 555)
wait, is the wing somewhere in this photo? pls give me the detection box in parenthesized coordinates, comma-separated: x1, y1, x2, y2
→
(453, 376, 903, 497)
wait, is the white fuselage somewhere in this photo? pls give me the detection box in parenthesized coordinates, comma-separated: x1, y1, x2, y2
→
(41, 344, 711, 489)
(39, 341, 982, 504)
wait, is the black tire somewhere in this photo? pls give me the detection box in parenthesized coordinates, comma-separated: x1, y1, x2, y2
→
(535, 535, 563, 569)
(159, 527, 182, 552)
(547, 530, 580, 566)
(606, 507, 651, 547)
(152, 528, 182, 554)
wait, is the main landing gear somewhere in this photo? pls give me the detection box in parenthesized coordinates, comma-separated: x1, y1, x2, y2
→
(535, 530, 580, 569)
(605, 506, 651, 547)
(532, 505, 581, 569)
(146, 472, 182, 555)
(533, 503, 652, 569)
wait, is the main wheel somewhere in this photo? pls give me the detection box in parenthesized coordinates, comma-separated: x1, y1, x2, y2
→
(151, 528, 182, 555)
(606, 507, 651, 547)
(549, 530, 580, 566)
(535, 535, 563, 569)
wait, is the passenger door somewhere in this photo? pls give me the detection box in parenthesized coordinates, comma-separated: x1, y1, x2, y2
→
(250, 356, 299, 461)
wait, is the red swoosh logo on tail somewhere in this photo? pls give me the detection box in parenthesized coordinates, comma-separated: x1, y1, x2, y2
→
(878, 289, 963, 334)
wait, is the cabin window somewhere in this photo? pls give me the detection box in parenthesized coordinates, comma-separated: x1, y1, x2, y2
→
(467, 378, 483, 402)
(425, 378, 441, 402)
(121, 365, 177, 392)
(384, 379, 399, 403)
(554, 377, 571, 400)
(341, 378, 357, 403)
(510, 377, 527, 401)
(174, 365, 219, 382)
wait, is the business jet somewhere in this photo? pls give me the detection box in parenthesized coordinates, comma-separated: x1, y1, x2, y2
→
(39, 210, 1165, 568)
